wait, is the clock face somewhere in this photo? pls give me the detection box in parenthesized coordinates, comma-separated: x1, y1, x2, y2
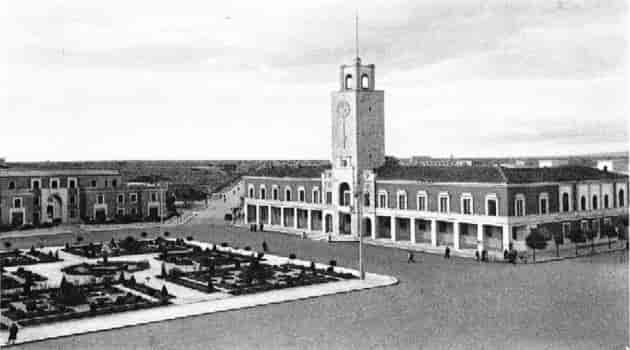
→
(336, 100, 351, 118)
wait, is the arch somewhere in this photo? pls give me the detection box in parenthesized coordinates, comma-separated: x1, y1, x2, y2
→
(561, 192, 570, 212)
(362, 217, 372, 237)
(272, 185, 279, 200)
(46, 194, 63, 222)
(298, 186, 306, 202)
(378, 190, 389, 208)
(592, 195, 598, 210)
(8, 181, 15, 190)
(259, 185, 266, 200)
(324, 214, 333, 233)
(485, 193, 498, 216)
(284, 186, 292, 202)
(247, 184, 255, 198)
(361, 74, 369, 89)
(312, 187, 320, 204)
(603, 194, 609, 208)
(345, 74, 353, 89)
(619, 189, 625, 207)
(514, 194, 526, 216)
(397, 190, 407, 210)
(416, 191, 427, 211)
(339, 182, 351, 206)
(539, 192, 549, 215)
(580, 196, 587, 211)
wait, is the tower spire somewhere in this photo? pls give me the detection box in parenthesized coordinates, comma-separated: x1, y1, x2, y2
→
(355, 11, 359, 59)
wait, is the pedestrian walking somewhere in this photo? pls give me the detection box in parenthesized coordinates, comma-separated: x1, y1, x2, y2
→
(262, 241, 268, 252)
(301, 231, 307, 240)
(259, 223, 264, 232)
(444, 246, 451, 259)
(8, 322, 18, 345)
(407, 251, 415, 263)
(475, 250, 480, 262)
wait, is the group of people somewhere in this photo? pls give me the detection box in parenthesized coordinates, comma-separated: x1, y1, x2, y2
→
(248, 223, 264, 232)
(406, 246, 452, 263)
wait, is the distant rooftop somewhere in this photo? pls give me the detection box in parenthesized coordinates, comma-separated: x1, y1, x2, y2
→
(377, 165, 506, 183)
(247, 164, 331, 178)
(501, 166, 627, 184)
(0, 169, 120, 177)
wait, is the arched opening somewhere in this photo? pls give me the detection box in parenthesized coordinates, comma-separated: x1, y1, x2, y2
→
(362, 217, 372, 237)
(46, 195, 63, 223)
(604, 194, 609, 208)
(361, 74, 369, 89)
(620, 189, 625, 207)
(285, 188, 292, 201)
(8, 181, 15, 190)
(260, 187, 266, 200)
(580, 196, 586, 211)
(562, 193, 569, 212)
(592, 195, 598, 210)
(339, 213, 351, 234)
(345, 74, 353, 89)
(338, 182, 351, 206)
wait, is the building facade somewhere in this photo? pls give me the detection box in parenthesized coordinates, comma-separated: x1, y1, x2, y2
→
(0, 169, 166, 227)
(241, 54, 629, 254)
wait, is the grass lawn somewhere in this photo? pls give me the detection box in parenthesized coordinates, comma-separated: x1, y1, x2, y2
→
(2, 222, 628, 350)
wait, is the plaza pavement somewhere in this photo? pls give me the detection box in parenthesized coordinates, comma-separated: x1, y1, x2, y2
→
(0, 240, 396, 346)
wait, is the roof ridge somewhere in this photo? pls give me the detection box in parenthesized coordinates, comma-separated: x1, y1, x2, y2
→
(496, 166, 508, 183)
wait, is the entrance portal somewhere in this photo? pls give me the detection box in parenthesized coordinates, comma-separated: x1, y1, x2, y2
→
(339, 213, 351, 235)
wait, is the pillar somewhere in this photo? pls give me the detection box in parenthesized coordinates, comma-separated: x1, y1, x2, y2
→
(294, 208, 299, 230)
(267, 206, 271, 225)
(244, 200, 248, 224)
(410, 217, 416, 244)
(453, 221, 460, 250)
(280, 207, 285, 227)
(502, 224, 510, 251)
(371, 216, 376, 239)
(477, 223, 484, 253)
(430, 219, 437, 247)
(255, 204, 260, 226)
(391, 216, 397, 241)
(322, 213, 326, 233)
(307, 210, 312, 231)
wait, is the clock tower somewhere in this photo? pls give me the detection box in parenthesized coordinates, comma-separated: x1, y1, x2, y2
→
(331, 57, 385, 172)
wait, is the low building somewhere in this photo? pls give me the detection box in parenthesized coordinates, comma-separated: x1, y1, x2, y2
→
(0, 168, 166, 227)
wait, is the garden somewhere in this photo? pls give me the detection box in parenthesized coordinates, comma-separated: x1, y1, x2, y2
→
(62, 236, 192, 259)
(0, 247, 62, 267)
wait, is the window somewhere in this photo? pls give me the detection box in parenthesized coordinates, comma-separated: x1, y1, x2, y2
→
(33, 197, 39, 207)
(343, 191, 351, 206)
(325, 191, 333, 204)
(117, 194, 124, 204)
(70, 196, 76, 205)
(417, 192, 427, 211)
(592, 195, 598, 210)
(561, 192, 570, 212)
(603, 194, 609, 209)
(361, 74, 369, 89)
(580, 220, 589, 232)
(248, 185, 255, 198)
(562, 222, 571, 238)
(515, 194, 525, 216)
(260, 187, 266, 200)
(130, 193, 137, 203)
(117, 208, 125, 216)
(345, 74, 353, 89)
(68, 179, 76, 189)
(151, 192, 158, 202)
(272, 187, 279, 201)
(105, 180, 108, 187)
(13, 197, 22, 208)
(91, 180, 97, 187)
(618, 189, 625, 207)
(50, 179, 59, 189)
(397, 191, 407, 210)
(31, 179, 40, 190)
(438, 193, 449, 213)
(580, 196, 586, 211)
(8, 181, 15, 190)
(486, 196, 497, 216)
(97, 195, 104, 205)
(539, 193, 549, 215)
(378, 191, 388, 208)
(298, 188, 306, 202)
(604, 217, 612, 226)
(285, 187, 292, 201)
(363, 193, 370, 206)
(461, 194, 473, 215)
(112, 180, 117, 188)
(131, 208, 137, 215)
(312, 188, 320, 204)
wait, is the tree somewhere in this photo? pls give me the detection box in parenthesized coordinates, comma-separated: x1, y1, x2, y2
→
(552, 230, 563, 258)
(3, 241, 11, 249)
(566, 226, 586, 256)
(525, 228, 548, 263)
(584, 226, 597, 255)
(601, 223, 617, 249)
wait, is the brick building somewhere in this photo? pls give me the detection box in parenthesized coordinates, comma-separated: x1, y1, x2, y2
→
(241, 53, 629, 254)
(0, 169, 166, 227)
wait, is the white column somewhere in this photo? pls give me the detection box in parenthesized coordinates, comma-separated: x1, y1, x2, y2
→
(371, 216, 376, 239)
(322, 213, 326, 233)
(502, 224, 510, 251)
(255, 204, 260, 226)
(430, 219, 437, 247)
(390, 216, 397, 241)
(294, 208, 299, 230)
(453, 221, 460, 250)
(307, 209, 312, 231)
(410, 217, 416, 244)
(477, 223, 484, 253)
(267, 206, 271, 225)
(280, 207, 285, 227)
(244, 200, 248, 224)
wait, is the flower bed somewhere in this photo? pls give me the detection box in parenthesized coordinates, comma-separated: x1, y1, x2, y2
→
(62, 261, 150, 277)
(62, 237, 192, 259)
(0, 248, 62, 267)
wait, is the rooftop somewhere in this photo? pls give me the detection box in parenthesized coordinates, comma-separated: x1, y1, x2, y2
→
(0, 169, 120, 177)
(501, 166, 627, 184)
(246, 164, 331, 179)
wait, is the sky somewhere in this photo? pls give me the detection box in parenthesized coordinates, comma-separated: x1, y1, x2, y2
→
(1, 0, 627, 161)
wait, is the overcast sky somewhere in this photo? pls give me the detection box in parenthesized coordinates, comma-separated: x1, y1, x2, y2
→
(1, 0, 627, 161)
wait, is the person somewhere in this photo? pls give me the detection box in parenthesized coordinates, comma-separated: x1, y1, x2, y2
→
(8, 322, 18, 344)
(262, 241, 268, 252)
(475, 250, 480, 262)
(407, 251, 415, 263)
(503, 249, 509, 261)
(301, 231, 307, 240)
(482, 249, 488, 262)
(259, 223, 264, 232)
(444, 246, 451, 259)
